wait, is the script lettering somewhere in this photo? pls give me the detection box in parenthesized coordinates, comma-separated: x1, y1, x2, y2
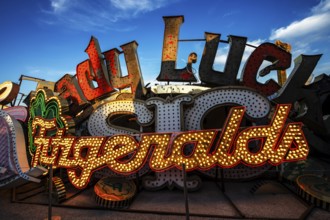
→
(31, 104, 309, 189)
(77, 37, 114, 101)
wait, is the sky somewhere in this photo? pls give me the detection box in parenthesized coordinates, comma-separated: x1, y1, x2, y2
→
(0, 0, 330, 96)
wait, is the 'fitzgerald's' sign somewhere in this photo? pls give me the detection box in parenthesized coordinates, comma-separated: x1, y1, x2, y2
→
(31, 104, 308, 189)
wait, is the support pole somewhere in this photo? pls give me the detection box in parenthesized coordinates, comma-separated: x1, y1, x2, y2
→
(182, 163, 190, 220)
(11, 187, 16, 202)
(220, 167, 225, 192)
(48, 164, 53, 220)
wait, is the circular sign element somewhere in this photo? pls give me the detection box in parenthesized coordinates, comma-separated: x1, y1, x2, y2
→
(282, 159, 323, 183)
(94, 177, 136, 209)
(297, 175, 330, 210)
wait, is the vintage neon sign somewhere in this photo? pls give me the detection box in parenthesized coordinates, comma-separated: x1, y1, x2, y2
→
(30, 88, 309, 188)
(55, 36, 146, 116)
(2, 14, 323, 191)
(0, 81, 20, 106)
(47, 16, 321, 118)
(0, 109, 44, 187)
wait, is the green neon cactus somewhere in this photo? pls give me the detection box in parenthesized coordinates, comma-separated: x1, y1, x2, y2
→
(27, 89, 69, 158)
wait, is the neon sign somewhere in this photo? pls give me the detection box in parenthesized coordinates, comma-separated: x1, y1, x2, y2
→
(2, 15, 325, 191)
(29, 89, 309, 189)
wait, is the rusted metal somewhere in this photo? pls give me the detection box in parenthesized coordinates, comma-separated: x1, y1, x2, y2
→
(55, 74, 89, 115)
(103, 41, 146, 100)
(156, 16, 198, 82)
(199, 33, 247, 86)
(275, 40, 292, 86)
(274, 55, 324, 133)
(240, 42, 291, 96)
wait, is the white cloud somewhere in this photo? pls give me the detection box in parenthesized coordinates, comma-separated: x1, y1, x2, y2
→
(312, 0, 330, 13)
(107, 0, 178, 24)
(269, 0, 330, 56)
(269, 13, 330, 41)
(44, 0, 176, 32)
(269, 0, 330, 76)
(214, 52, 228, 65)
(110, 0, 167, 15)
(50, 0, 71, 13)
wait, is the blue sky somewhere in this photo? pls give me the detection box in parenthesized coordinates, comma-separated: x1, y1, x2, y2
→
(1, 0, 329, 96)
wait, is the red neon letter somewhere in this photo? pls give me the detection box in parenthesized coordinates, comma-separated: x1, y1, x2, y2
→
(241, 43, 291, 96)
(77, 37, 114, 101)
(103, 41, 146, 99)
(55, 74, 89, 114)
